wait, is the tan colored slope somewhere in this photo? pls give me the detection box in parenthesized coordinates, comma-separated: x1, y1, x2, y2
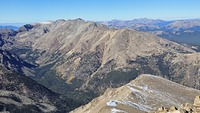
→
(15, 19, 194, 67)
(13, 19, 200, 97)
(167, 19, 200, 29)
(168, 52, 200, 88)
(70, 74, 200, 113)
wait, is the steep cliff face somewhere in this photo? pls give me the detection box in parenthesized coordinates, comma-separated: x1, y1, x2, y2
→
(70, 74, 200, 113)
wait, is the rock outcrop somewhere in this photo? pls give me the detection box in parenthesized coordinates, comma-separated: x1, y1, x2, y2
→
(17, 24, 34, 32)
(155, 96, 200, 113)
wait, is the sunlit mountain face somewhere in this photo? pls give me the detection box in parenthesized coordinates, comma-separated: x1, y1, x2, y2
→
(1, 17, 200, 112)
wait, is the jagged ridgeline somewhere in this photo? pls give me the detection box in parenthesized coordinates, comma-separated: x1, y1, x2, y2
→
(1, 19, 200, 110)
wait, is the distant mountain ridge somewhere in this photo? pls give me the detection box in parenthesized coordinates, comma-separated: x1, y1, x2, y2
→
(0, 26, 19, 30)
(98, 18, 172, 27)
(98, 18, 200, 45)
(98, 18, 200, 29)
(0, 23, 25, 30)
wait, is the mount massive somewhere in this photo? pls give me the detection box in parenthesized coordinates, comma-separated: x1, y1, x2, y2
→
(1, 18, 200, 112)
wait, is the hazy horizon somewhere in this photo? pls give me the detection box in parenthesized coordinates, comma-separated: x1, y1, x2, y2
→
(1, 0, 200, 23)
(1, 17, 200, 26)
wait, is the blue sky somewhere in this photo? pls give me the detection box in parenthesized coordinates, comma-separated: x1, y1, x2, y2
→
(1, 0, 200, 23)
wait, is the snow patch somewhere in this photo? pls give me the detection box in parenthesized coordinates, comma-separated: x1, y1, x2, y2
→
(111, 108, 127, 113)
(127, 86, 141, 92)
(122, 101, 151, 112)
(142, 85, 148, 90)
(107, 99, 152, 112)
(39, 22, 52, 24)
(128, 83, 153, 93)
(107, 100, 117, 106)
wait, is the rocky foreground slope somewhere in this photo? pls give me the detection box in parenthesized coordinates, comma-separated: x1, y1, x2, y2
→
(154, 96, 200, 113)
(70, 74, 200, 113)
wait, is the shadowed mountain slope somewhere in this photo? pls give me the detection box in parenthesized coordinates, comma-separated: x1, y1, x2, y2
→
(0, 64, 81, 113)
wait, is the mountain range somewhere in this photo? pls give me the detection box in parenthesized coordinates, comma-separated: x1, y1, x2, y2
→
(0, 23, 25, 30)
(98, 18, 200, 45)
(0, 26, 18, 30)
(1, 18, 200, 112)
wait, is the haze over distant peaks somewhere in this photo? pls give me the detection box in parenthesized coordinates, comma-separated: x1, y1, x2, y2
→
(99, 18, 200, 44)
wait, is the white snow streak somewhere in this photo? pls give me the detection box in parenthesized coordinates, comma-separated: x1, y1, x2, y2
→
(111, 108, 127, 113)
